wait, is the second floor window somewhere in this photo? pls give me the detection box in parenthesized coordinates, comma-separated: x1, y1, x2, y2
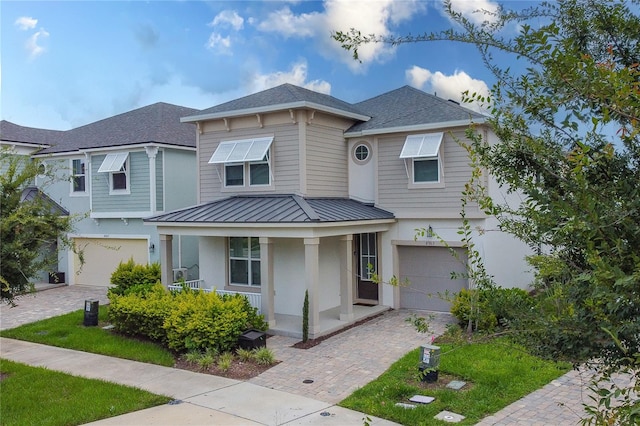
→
(71, 159, 86, 193)
(400, 132, 444, 185)
(209, 137, 273, 189)
(98, 152, 130, 194)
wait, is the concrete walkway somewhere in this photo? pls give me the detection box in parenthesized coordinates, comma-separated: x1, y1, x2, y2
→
(0, 285, 599, 425)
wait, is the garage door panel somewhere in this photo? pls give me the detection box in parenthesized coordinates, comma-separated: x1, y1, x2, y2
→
(399, 246, 467, 312)
(74, 238, 148, 286)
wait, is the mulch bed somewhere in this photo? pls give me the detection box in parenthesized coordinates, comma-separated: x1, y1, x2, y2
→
(174, 357, 279, 381)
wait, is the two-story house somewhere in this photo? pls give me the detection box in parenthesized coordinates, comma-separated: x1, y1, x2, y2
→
(3, 102, 200, 287)
(145, 84, 532, 340)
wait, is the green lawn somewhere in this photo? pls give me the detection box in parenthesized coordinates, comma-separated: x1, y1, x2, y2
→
(0, 359, 170, 426)
(0, 305, 174, 366)
(340, 336, 571, 425)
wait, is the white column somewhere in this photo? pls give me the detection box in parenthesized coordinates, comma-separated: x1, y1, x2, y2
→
(160, 234, 173, 288)
(340, 235, 354, 321)
(145, 146, 159, 213)
(259, 237, 275, 327)
(304, 237, 320, 337)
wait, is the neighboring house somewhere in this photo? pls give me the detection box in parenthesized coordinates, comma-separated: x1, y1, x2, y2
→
(145, 84, 532, 339)
(2, 102, 200, 287)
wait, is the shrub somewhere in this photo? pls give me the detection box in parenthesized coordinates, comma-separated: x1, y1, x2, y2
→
(220, 292, 268, 331)
(253, 347, 276, 366)
(108, 284, 172, 342)
(450, 288, 497, 332)
(217, 351, 234, 371)
(108, 258, 161, 297)
(236, 347, 254, 362)
(451, 287, 535, 332)
(163, 290, 250, 353)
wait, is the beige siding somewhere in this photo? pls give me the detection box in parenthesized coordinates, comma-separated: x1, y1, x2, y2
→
(377, 128, 478, 214)
(198, 122, 300, 202)
(305, 123, 349, 197)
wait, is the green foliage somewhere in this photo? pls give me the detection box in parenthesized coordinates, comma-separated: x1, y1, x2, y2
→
(0, 305, 174, 366)
(108, 284, 173, 343)
(235, 347, 254, 362)
(0, 359, 170, 426)
(216, 351, 234, 371)
(220, 292, 268, 331)
(302, 289, 309, 343)
(253, 347, 276, 366)
(335, 0, 640, 422)
(450, 289, 496, 332)
(339, 338, 570, 425)
(0, 149, 77, 304)
(108, 258, 161, 297)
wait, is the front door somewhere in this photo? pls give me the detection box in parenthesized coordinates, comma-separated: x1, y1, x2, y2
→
(355, 233, 379, 303)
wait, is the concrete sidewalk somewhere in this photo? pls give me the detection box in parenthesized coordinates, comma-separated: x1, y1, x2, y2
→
(0, 337, 397, 425)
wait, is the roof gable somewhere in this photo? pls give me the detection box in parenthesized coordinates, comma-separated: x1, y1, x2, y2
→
(346, 86, 486, 135)
(183, 83, 370, 122)
(35, 102, 199, 154)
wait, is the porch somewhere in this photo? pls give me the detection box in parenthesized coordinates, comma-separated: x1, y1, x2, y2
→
(169, 279, 389, 340)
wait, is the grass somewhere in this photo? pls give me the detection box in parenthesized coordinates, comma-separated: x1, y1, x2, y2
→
(0, 359, 170, 426)
(0, 305, 174, 366)
(339, 335, 571, 425)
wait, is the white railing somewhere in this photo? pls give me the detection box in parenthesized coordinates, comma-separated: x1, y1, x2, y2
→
(168, 280, 261, 314)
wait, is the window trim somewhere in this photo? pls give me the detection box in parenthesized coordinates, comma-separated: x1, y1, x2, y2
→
(400, 133, 445, 188)
(228, 237, 261, 287)
(352, 141, 372, 165)
(70, 158, 88, 195)
(108, 157, 130, 195)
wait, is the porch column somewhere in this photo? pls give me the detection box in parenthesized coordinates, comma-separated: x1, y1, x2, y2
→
(259, 237, 276, 327)
(145, 146, 159, 214)
(340, 235, 354, 321)
(160, 234, 173, 288)
(304, 237, 320, 336)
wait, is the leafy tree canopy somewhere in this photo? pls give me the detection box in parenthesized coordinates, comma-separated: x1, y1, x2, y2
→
(335, 0, 639, 422)
(0, 149, 75, 305)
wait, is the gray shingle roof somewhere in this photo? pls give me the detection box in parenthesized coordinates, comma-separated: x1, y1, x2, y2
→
(20, 186, 69, 216)
(145, 195, 394, 224)
(183, 83, 369, 121)
(32, 102, 198, 154)
(346, 85, 486, 135)
(1, 120, 64, 147)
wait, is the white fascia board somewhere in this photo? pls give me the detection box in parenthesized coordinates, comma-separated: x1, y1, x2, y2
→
(90, 211, 153, 219)
(181, 101, 371, 123)
(344, 118, 487, 138)
(34, 143, 195, 158)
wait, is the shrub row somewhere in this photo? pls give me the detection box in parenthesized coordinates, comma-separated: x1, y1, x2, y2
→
(451, 287, 534, 332)
(108, 258, 161, 297)
(108, 284, 267, 353)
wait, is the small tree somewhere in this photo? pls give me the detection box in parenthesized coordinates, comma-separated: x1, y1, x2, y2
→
(0, 149, 76, 305)
(334, 0, 640, 422)
(302, 290, 309, 343)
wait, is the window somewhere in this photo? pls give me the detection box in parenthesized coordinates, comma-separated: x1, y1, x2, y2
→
(359, 233, 377, 281)
(71, 159, 86, 193)
(229, 237, 261, 286)
(209, 137, 273, 188)
(98, 152, 130, 194)
(399, 133, 443, 184)
(355, 144, 369, 161)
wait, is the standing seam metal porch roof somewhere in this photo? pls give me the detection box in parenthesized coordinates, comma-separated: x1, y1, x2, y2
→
(144, 195, 395, 224)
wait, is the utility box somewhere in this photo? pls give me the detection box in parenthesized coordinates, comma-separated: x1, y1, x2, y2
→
(238, 329, 266, 350)
(83, 299, 99, 326)
(419, 344, 441, 383)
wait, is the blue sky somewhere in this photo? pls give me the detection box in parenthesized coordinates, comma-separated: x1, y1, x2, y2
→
(1, 0, 525, 131)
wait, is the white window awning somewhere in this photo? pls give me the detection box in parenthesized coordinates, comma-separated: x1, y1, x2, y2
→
(399, 133, 444, 158)
(208, 137, 273, 164)
(98, 152, 129, 173)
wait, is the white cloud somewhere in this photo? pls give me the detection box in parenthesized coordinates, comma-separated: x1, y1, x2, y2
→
(249, 60, 331, 95)
(15, 16, 37, 30)
(406, 66, 490, 113)
(447, 0, 500, 25)
(257, 6, 319, 38)
(209, 10, 244, 30)
(26, 29, 50, 59)
(256, 0, 427, 73)
(206, 33, 232, 54)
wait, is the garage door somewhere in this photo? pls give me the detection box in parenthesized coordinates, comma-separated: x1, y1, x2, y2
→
(398, 246, 468, 312)
(73, 238, 148, 286)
